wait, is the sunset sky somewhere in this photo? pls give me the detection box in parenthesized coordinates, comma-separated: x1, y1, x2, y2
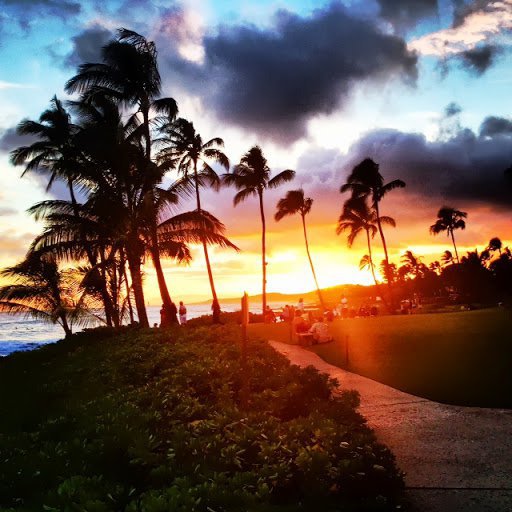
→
(0, 0, 511, 303)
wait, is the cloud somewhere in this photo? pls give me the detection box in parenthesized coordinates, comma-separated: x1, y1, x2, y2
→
(459, 44, 500, 74)
(341, 125, 512, 208)
(409, 0, 512, 68)
(172, 3, 417, 142)
(63, 25, 112, 68)
(444, 101, 462, 117)
(377, 0, 439, 30)
(0, 127, 37, 154)
(479, 116, 512, 137)
(0, 207, 17, 216)
(1, 0, 81, 31)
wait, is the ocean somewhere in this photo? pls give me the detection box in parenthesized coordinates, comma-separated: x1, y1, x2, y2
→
(0, 303, 269, 357)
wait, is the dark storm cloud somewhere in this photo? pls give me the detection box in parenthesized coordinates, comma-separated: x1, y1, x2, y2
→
(444, 102, 462, 118)
(191, 3, 417, 142)
(0, 127, 36, 154)
(459, 45, 499, 75)
(340, 127, 512, 208)
(480, 116, 512, 138)
(1, 0, 80, 26)
(377, 0, 438, 30)
(64, 25, 112, 68)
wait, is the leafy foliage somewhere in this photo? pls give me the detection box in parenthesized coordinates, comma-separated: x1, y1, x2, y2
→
(0, 326, 403, 511)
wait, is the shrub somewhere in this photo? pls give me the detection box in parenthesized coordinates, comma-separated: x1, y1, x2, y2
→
(0, 325, 403, 511)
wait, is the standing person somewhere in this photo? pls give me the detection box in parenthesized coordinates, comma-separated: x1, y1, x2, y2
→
(282, 305, 290, 322)
(159, 304, 168, 328)
(212, 299, 221, 324)
(297, 297, 305, 314)
(179, 301, 187, 325)
(340, 295, 349, 318)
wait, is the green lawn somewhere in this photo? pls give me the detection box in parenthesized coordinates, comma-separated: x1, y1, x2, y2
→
(251, 309, 512, 407)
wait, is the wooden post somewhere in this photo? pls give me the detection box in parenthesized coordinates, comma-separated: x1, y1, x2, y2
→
(240, 292, 249, 408)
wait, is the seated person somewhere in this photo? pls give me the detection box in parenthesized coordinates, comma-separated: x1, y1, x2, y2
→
(293, 312, 310, 333)
(265, 306, 276, 323)
(308, 318, 332, 344)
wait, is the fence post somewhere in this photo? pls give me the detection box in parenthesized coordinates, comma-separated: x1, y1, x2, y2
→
(240, 292, 249, 408)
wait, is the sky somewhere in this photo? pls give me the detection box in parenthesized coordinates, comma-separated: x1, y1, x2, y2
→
(0, 0, 511, 303)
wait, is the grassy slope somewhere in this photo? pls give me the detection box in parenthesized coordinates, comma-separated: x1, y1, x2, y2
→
(251, 309, 512, 407)
(0, 325, 403, 511)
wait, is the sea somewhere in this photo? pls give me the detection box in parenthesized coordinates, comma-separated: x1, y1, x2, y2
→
(0, 302, 273, 357)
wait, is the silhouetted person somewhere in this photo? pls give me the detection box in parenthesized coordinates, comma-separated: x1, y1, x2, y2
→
(212, 299, 221, 324)
(179, 301, 187, 325)
(160, 304, 169, 327)
(170, 301, 178, 324)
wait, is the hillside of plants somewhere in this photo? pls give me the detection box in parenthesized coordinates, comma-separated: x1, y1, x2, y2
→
(0, 325, 403, 511)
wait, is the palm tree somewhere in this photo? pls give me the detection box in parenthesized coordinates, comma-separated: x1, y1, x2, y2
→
(441, 250, 454, 266)
(337, 197, 395, 288)
(400, 250, 427, 278)
(224, 146, 295, 317)
(274, 189, 325, 309)
(66, 29, 178, 326)
(340, 158, 405, 270)
(429, 207, 467, 264)
(10, 96, 81, 204)
(157, 118, 232, 311)
(487, 237, 502, 256)
(0, 253, 87, 338)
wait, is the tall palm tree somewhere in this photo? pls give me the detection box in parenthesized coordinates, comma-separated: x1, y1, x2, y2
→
(274, 189, 325, 309)
(224, 146, 295, 317)
(340, 158, 405, 271)
(0, 253, 87, 338)
(157, 118, 232, 310)
(429, 207, 467, 264)
(66, 29, 178, 326)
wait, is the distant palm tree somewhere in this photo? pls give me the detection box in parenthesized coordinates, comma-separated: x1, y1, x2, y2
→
(487, 237, 502, 256)
(157, 118, 232, 311)
(275, 189, 325, 309)
(340, 158, 405, 271)
(224, 146, 295, 317)
(0, 253, 87, 338)
(400, 250, 427, 278)
(429, 207, 467, 264)
(441, 250, 454, 266)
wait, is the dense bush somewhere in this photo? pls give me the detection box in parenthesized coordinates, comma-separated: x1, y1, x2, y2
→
(185, 310, 263, 327)
(0, 325, 403, 511)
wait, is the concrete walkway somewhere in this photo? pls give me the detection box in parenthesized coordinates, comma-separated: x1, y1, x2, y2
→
(270, 340, 512, 512)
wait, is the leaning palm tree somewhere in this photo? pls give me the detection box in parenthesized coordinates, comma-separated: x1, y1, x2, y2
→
(274, 189, 325, 309)
(0, 253, 87, 338)
(224, 146, 295, 317)
(340, 158, 405, 273)
(157, 118, 231, 309)
(429, 207, 467, 264)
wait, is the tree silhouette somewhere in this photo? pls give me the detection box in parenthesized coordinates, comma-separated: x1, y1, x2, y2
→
(275, 189, 325, 309)
(224, 146, 295, 317)
(340, 158, 405, 270)
(0, 253, 89, 338)
(157, 118, 233, 316)
(430, 207, 467, 264)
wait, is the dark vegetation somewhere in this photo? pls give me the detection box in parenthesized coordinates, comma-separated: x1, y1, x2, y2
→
(0, 326, 403, 511)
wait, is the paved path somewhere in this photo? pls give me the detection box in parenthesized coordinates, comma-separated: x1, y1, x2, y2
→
(270, 340, 512, 511)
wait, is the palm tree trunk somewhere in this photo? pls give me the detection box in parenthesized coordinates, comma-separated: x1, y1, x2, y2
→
(259, 190, 267, 320)
(366, 230, 378, 286)
(126, 246, 149, 328)
(374, 201, 395, 312)
(149, 236, 178, 324)
(194, 161, 220, 308)
(450, 229, 460, 264)
(60, 314, 72, 338)
(122, 261, 135, 324)
(301, 214, 325, 310)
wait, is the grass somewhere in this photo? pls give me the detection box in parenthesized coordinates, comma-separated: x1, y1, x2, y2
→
(251, 309, 512, 408)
